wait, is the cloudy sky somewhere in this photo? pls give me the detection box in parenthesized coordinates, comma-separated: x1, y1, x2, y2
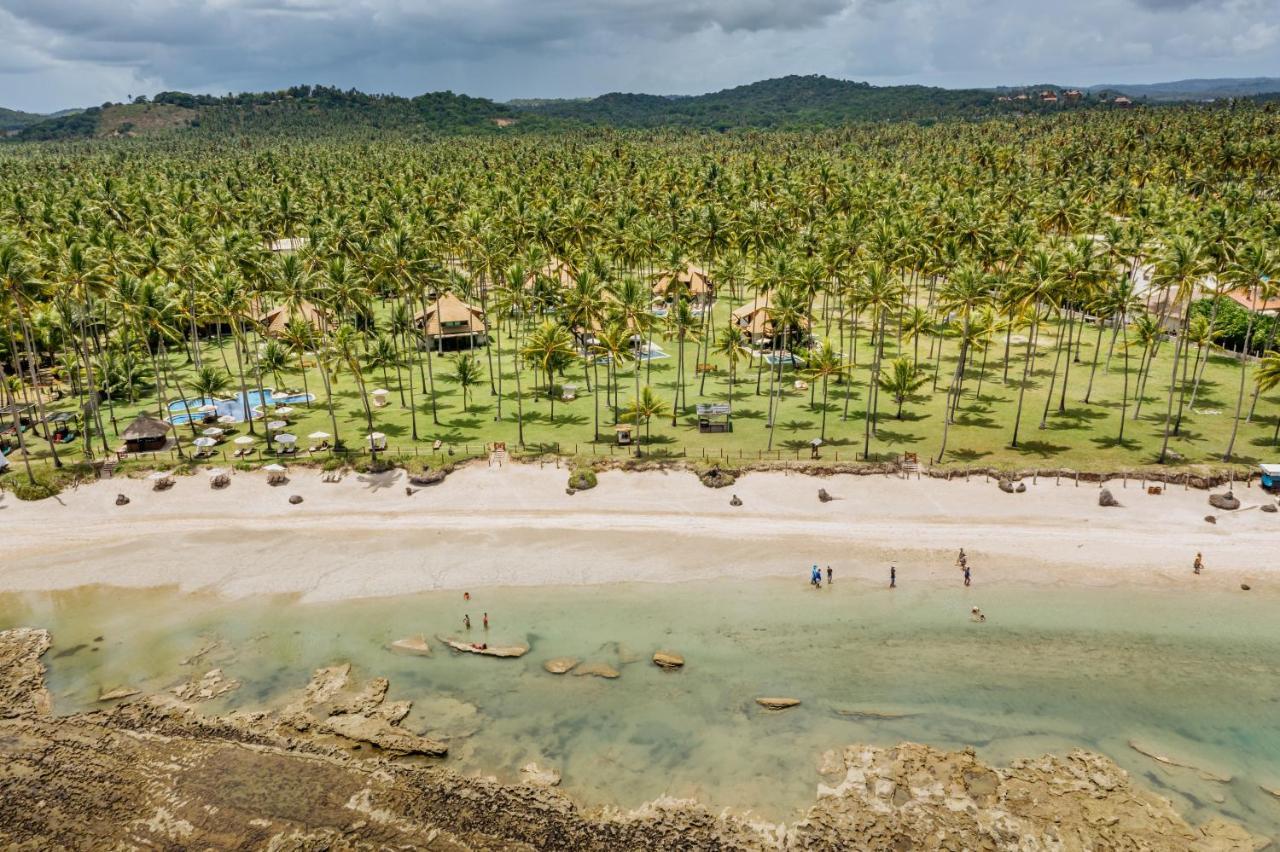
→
(2, 0, 1278, 112)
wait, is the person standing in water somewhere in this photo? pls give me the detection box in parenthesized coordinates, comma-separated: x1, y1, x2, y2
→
(1194, 552, 1204, 574)
(483, 612, 490, 630)
(963, 565, 971, 587)
(890, 566, 896, 588)
(464, 614, 471, 630)
(826, 566, 833, 585)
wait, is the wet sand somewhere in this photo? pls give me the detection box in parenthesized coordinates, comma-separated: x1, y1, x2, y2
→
(1, 464, 1272, 601)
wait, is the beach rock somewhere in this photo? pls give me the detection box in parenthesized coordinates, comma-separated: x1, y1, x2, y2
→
(1098, 488, 1120, 507)
(409, 469, 446, 487)
(288, 494, 303, 504)
(1241, 584, 1251, 591)
(756, 697, 801, 710)
(998, 479, 1015, 493)
(1016, 482, 1027, 492)
(543, 657, 580, 674)
(389, 635, 431, 656)
(170, 668, 241, 702)
(817, 488, 833, 503)
(115, 494, 130, 506)
(1208, 492, 1240, 511)
(321, 714, 448, 757)
(439, 636, 529, 658)
(0, 628, 52, 717)
(699, 467, 736, 489)
(1205, 515, 1217, 524)
(520, 762, 562, 788)
(729, 494, 742, 507)
(1261, 503, 1277, 513)
(652, 651, 684, 670)
(97, 687, 140, 702)
(574, 662, 620, 679)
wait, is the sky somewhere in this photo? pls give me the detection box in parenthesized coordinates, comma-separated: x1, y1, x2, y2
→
(1, 0, 1278, 113)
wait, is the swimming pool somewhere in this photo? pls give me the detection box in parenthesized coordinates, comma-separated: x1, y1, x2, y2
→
(168, 389, 314, 425)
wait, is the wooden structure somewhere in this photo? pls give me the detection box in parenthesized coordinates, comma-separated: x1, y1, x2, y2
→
(122, 412, 170, 453)
(653, 263, 713, 303)
(414, 292, 487, 349)
(730, 294, 810, 344)
(696, 403, 732, 434)
(614, 423, 634, 446)
(255, 301, 327, 338)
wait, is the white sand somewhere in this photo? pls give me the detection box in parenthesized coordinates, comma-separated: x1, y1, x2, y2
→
(0, 463, 1273, 602)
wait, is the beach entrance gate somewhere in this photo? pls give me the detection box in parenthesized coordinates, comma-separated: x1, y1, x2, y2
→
(696, 403, 732, 433)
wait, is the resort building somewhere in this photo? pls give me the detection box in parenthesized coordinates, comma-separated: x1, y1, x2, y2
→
(653, 263, 714, 304)
(731, 294, 811, 345)
(414, 292, 487, 350)
(121, 412, 170, 453)
(255, 301, 328, 338)
(1226, 288, 1280, 316)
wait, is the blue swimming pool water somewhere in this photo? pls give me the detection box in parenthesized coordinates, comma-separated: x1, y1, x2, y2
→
(168, 389, 314, 425)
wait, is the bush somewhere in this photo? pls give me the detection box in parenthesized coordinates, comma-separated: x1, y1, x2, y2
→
(8, 477, 60, 501)
(568, 468, 598, 491)
(321, 456, 347, 471)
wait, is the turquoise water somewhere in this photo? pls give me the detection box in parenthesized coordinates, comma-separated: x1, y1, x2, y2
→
(168, 389, 315, 425)
(3, 579, 1279, 835)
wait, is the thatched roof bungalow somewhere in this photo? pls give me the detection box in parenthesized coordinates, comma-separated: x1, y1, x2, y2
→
(122, 412, 170, 453)
(731, 295, 811, 343)
(255, 301, 328, 338)
(525, 258, 576, 291)
(653, 263, 713, 302)
(414, 292, 487, 350)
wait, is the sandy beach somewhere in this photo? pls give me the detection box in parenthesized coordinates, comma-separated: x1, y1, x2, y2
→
(1, 464, 1273, 601)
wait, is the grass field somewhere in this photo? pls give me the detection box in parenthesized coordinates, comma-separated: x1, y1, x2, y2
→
(9, 296, 1280, 479)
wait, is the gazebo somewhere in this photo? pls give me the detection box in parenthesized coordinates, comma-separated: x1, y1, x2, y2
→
(696, 403, 732, 433)
(122, 412, 170, 453)
(414, 292, 487, 350)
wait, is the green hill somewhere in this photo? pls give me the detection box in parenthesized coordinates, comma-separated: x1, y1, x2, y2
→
(0, 106, 50, 133)
(512, 75, 1076, 128)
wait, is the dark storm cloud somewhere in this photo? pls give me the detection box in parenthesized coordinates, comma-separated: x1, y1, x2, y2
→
(0, 0, 1277, 112)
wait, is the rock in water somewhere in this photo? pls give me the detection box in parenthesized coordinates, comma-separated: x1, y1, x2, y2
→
(729, 494, 742, 507)
(97, 687, 140, 702)
(998, 479, 1015, 493)
(115, 494, 130, 506)
(171, 668, 241, 702)
(756, 697, 801, 710)
(574, 662, 620, 679)
(520, 762, 562, 787)
(288, 494, 303, 504)
(389, 636, 431, 656)
(1098, 488, 1120, 507)
(543, 657, 579, 674)
(1208, 492, 1240, 511)
(652, 651, 684, 670)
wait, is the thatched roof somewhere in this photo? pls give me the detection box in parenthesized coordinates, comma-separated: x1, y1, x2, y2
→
(414, 292, 486, 336)
(731, 294, 811, 338)
(256, 301, 327, 338)
(525, 258, 576, 290)
(123, 412, 171, 441)
(653, 263, 713, 299)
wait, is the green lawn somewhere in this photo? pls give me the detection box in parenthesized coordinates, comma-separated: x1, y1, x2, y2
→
(11, 297, 1280, 477)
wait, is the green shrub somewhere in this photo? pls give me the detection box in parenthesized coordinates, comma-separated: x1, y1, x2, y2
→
(568, 468, 598, 491)
(9, 477, 60, 501)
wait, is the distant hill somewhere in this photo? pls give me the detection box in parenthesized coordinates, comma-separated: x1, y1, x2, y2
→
(1088, 77, 1280, 102)
(0, 107, 50, 133)
(512, 75, 1065, 128)
(14, 85, 526, 141)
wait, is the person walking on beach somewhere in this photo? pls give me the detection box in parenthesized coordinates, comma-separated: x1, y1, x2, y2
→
(963, 565, 971, 587)
(483, 612, 489, 630)
(1194, 552, 1204, 575)
(811, 565, 821, 588)
(464, 614, 471, 630)
(890, 566, 896, 588)
(956, 548, 967, 568)
(826, 566, 833, 585)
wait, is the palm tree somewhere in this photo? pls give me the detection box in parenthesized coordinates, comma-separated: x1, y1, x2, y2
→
(189, 365, 232, 402)
(453, 353, 482, 413)
(878, 356, 929, 419)
(764, 285, 810, 451)
(1255, 352, 1280, 445)
(666, 298, 702, 426)
(803, 337, 846, 441)
(1223, 243, 1277, 461)
(621, 385, 668, 454)
(333, 323, 376, 445)
(592, 321, 633, 424)
(520, 320, 577, 424)
(1150, 235, 1207, 463)
(935, 264, 991, 463)
(712, 325, 750, 428)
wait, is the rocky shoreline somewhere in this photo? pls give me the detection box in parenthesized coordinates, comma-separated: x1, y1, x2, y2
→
(0, 628, 1268, 850)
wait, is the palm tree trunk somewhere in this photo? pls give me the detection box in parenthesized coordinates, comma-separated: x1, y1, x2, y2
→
(1158, 313, 1191, 463)
(1010, 319, 1036, 447)
(1222, 309, 1257, 462)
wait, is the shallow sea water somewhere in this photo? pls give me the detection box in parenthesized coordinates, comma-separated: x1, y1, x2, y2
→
(3, 578, 1279, 835)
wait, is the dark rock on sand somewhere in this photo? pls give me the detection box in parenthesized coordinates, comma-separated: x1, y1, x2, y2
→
(1261, 503, 1277, 513)
(1205, 515, 1217, 524)
(729, 494, 742, 507)
(818, 488, 833, 503)
(1241, 584, 1251, 591)
(998, 479, 1015, 493)
(1099, 488, 1120, 507)
(115, 494, 130, 506)
(1209, 492, 1240, 511)
(409, 469, 447, 487)
(289, 495, 303, 504)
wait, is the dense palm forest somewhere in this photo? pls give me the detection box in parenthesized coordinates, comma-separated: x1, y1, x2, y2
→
(2, 103, 1280, 495)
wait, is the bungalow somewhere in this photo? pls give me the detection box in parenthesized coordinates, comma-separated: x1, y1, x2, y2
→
(1039, 90, 1059, 103)
(1226, 288, 1280, 316)
(731, 294, 811, 345)
(653, 263, 714, 304)
(122, 412, 170, 453)
(1113, 96, 1134, 108)
(414, 292, 487, 350)
(255, 301, 328, 338)
(1064, 89, 1084, 102)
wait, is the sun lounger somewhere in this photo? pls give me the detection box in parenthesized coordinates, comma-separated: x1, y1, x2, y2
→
(432, 439, 442, 450)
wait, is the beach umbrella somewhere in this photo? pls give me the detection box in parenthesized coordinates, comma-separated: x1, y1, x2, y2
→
(263, 463, 286, 473)
(308, 431, 331, 440)
(198, 404, 217, 413)
(272, 391, 293, 402)
(201, 427, 224, 438)
(233, 435, 256, 446)
(275, 433, 297, 445)
(193, 437, 217, 448)
(267, 420, 287, 431)
(275, 406, 295, 416)
(216, 415, 236, 426)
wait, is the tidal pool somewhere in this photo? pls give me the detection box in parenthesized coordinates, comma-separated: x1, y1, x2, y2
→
(3, 578, 1278, 835)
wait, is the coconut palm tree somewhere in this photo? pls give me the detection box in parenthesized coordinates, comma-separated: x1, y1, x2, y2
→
(878, 356, 930, 420)
(453, 353, 482, 413)
(621, 385, 668, 454)
(1255, 352, 1280, 445)
(803, 338, 846, 442)
(520, 320, 577, 424)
